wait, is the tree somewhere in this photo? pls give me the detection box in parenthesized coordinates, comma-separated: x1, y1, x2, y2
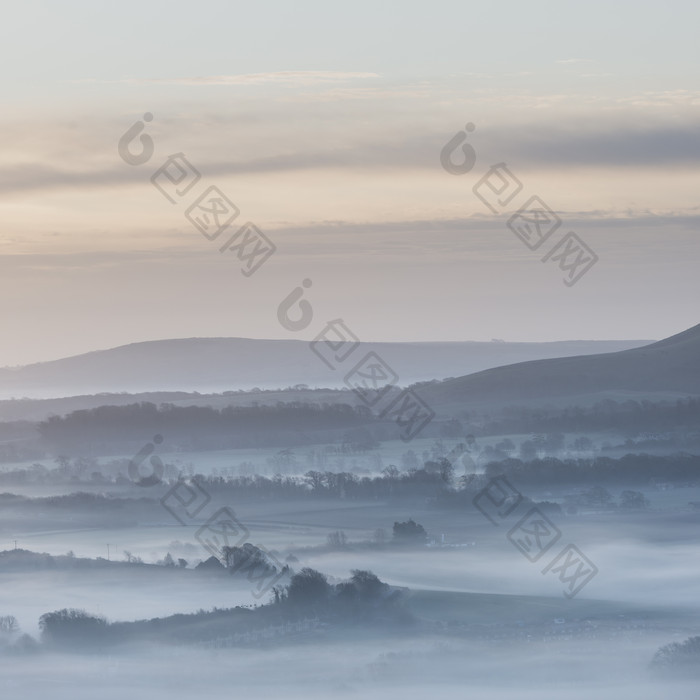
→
(581, 485, 614, 508)
(326, 530, 347, 549)
(304, 470, 326, 491)
(286, 568, 331, 606)
(424, 458, 454, 484)
(0, 615, 19, 634)
(39, 609, 108, 647)
(619, 490, 650, 510)
(651, 636, 700, 675)
(439, 458, 454, 484)
(271, 585, 288, 604)
(54, 455, 71, 475)
(350, 570, 387, 601)
(381, 465, 400, 479)
(392, 519, 428, 545)
(11, 634, 39, 654)
(222, 543, 276, 574)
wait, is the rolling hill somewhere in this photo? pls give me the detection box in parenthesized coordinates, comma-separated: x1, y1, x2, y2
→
(421, 322, 700, 411)
(0, 336, 651, 400)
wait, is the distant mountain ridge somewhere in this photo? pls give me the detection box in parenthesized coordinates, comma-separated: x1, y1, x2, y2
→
(0, 336, 652, 400)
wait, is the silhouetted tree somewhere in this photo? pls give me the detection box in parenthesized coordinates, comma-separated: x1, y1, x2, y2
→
(392, 519, 428, 545)
(350, 570, 387, 601)
(286, 568, 331, 607)
(652, 636, 700, 675)
(39, 608, 108, 648)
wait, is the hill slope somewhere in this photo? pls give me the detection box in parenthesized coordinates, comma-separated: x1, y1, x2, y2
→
(421, 322, 700, 410)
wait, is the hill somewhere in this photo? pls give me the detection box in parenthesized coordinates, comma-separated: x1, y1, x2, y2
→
(0, 336, 650, 400)
(421, 322, 700, 412)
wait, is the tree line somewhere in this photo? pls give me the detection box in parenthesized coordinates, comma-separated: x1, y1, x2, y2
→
(37, 401, 383, 452)
(473, 397, 700, 437)
(16, 567, 405, 652)
(479, 452, 700, 487)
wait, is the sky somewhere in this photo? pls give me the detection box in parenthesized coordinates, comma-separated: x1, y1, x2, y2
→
(1, 0, 699, 365)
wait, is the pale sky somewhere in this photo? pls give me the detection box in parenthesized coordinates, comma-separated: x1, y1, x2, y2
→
(1, 0, 699, 365)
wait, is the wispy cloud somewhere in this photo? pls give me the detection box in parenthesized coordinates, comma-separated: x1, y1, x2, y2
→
(88, 71, 381, 87)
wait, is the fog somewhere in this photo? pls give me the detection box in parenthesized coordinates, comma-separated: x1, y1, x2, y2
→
(3, 477, 700, 698)
(2, 638, 699, 700)
(4, 0, 700, 696)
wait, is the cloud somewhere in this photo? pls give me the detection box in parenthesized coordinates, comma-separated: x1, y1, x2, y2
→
(493, 121, 700, 168)
(92, 71, 381, 87)
(1, 114, 698, 199)
(0, 163, 142, 196)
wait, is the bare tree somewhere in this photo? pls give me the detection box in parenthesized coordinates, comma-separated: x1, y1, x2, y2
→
(0, 615, 19, 634)
(326, 530, 347, 549)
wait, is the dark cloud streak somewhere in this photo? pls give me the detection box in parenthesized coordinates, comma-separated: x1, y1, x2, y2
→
(1, 122, 698, 196)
